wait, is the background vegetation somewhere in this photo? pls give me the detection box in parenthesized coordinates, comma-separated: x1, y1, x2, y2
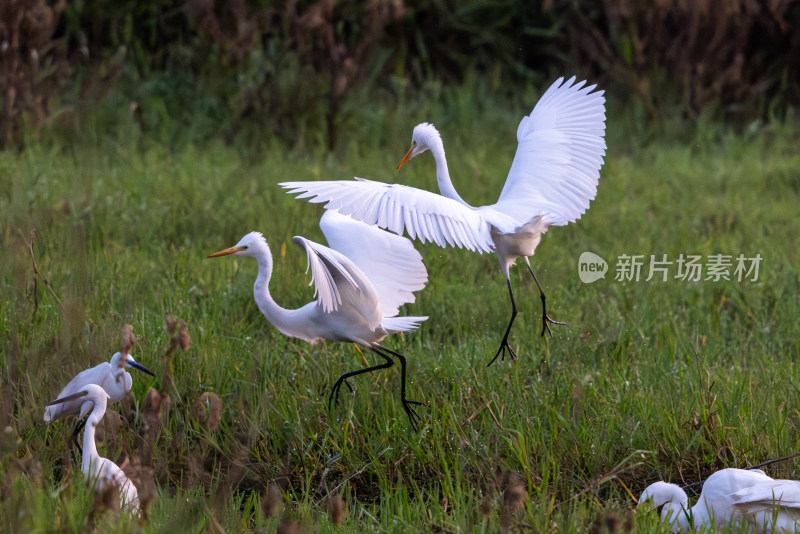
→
(1, 1, 800, 533)
(2, 0, 799, 150)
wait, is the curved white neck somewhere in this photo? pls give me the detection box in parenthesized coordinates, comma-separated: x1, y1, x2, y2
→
(663, 500, 691, 530)
(251, 247, 305, 337)
(429, 141, 469, 207)
(82, 402, 105, 476)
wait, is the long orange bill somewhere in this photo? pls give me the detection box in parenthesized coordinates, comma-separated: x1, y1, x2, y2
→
(397, 143, 416, 170)
(47, 390, 90, 406)
(208, 245, 245, 258)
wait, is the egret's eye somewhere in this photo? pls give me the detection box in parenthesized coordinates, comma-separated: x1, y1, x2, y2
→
(241, 246, 248, 250)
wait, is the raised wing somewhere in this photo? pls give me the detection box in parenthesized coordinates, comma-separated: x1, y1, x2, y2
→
(319, 210, 428, 318)
(281, 178, 495, 253)
(292, 235, 374, 314)
(496, 76, 607, 226)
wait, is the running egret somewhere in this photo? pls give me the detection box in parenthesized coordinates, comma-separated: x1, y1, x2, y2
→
(637, 468, 773, 532)
(281, 76, 606, 365)
(731, 477, 800, 531)
(208, 210, 429, 428)
(47, 384, 140, 515)
(44, 351, 155, 448)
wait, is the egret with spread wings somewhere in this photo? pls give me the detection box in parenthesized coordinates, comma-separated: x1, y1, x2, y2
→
(208, 210, 428, 428)
(281, 76, 606, 365)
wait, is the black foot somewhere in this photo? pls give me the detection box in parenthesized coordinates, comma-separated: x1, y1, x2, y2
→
(486, 337, 518, 367)
(328, 377, 355, 410)
(402, 399, 424, 430)
(541, 314, 567, 337)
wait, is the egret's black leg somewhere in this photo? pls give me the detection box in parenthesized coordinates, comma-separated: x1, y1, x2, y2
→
(487, 278, 519, 367)
(66, 417, 86, 465)
(376, 345, 424, 430)
(526, 264, 566, 337)
(328, 351, 393, 412)
(70, 418, 86, 456)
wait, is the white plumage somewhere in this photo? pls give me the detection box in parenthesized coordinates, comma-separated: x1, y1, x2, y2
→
(281, 76, 606, 365)
(638, 468, 781, 532)
(44, 351, 154, 451)
(44, 351, 154, 423)
(208, 210, 428, 428)
(731, 476, 800, 532)
(47, 384, 140, 516)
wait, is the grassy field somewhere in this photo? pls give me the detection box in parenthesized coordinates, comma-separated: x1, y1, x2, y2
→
(1, 90, 800, 533)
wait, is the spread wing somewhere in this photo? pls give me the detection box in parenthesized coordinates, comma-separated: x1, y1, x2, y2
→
(319, 210, 428, 318)
(292, 235, 375, 314)
(496, 76, 607, 226)
(281, 178, 495, 253)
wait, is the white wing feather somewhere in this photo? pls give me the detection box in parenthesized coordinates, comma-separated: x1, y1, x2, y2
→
(496, 76, 607, 226)
(292, 235, 373, 314)
(43, 362, 111, 422)
(731, 480, 800, 531)
(732, 480, 800, 511)
(319, 210, 428, 318)
(282, 77, 605, 245)
(281, 178, 495, 253)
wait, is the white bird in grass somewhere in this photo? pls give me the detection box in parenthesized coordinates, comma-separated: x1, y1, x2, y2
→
(44, 351, 155, 448)
(281, 76, 606, 366)
(47, 383, 140, 516)
(208, 210, 429, 428)
(637, 468, 774, 532)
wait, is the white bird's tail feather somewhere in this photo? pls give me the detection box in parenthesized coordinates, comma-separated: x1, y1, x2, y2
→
(381, 315, 428, 333)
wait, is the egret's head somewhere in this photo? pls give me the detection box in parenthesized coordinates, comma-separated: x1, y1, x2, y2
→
(208, 232, 269, 259)
(110, 351, 125, 369)
(80, 385, 111, 420)
(638, 481, 688, 525)
(109, 351, 155, 377)
(398, 122, 442, 170)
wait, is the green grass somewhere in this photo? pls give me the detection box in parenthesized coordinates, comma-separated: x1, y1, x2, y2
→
(1, 92, 800, 533)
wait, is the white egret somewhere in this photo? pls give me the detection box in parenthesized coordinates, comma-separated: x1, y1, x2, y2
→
(47, 384, 140, 515)
(637, 468, 773, 532)
(44, 351, 155, 448)
(208, 210, 429, 428)
(731, 476, 800, 532)
(281, 76, 606, 365)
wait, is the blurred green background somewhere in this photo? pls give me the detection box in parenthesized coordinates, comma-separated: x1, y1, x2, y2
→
(3, 0, 799, 152)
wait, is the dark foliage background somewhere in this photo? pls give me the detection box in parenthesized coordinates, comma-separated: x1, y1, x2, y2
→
(2, 0, 799, 149)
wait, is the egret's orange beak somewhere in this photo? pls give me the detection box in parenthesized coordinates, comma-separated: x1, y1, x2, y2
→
(397, 142, 416, 170)
(208, 245, 246, 258)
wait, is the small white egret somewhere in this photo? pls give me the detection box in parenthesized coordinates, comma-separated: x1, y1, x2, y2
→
(44, 351, 155, 448)
(47, 384, 140, 515)
(637, 468, 773, 532)
(731, 476, 800, 532)
(281, 76, 606, 365)
(208, 210, 429, 428)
